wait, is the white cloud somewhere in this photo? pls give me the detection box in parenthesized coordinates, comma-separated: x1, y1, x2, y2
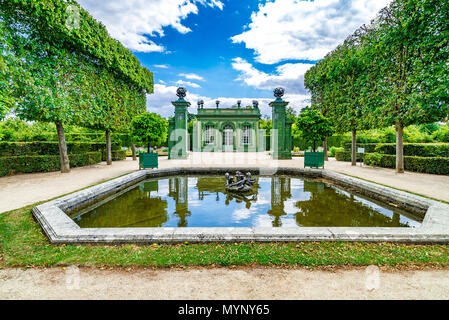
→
(78, 0, 224, 52)
(154, 64, 170, 69)
(232, 57, 313, 95)
(147, 84, 310, 118)
(231, 0, 391, 63)
(179, 73, 205, 81)
(176, 80, 202, 88)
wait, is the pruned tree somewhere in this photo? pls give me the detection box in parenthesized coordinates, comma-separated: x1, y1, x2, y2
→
(1, 0, 152, 172)
(295, 107, 333, 153)
(130, 113, 168, 153)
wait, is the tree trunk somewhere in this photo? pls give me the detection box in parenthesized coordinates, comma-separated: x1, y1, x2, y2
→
(351, 130, 357, 166)
(131, 143, 137, 161)
(106, 129, 112, 165)
(396, 123, 405, 173)
(313, 141, 316, 153)
(147, 143, 151, 154)
(56, 121, 70, 173)
(323, 138, 329, 161)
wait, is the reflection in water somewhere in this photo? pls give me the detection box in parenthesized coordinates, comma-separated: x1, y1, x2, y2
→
(169, 177, 191, 227)
(268, 177, 292, 227)
(73, 176, 423, 229)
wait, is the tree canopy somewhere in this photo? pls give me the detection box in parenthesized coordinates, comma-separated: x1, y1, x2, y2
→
(130, 113, 168, 153)
(305, 0, 449, 171)
(0, 0, 153, 172)
(0, 0, 153, 92)
(295, 107, 333, 152)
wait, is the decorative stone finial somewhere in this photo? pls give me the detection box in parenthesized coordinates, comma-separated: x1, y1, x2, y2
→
(176, 87, 187, 99)
(252, 100, 259, 108)
(274, 87, 285, 99)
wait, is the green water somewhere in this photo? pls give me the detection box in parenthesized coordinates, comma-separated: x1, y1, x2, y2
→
(72, 176, 423, 228)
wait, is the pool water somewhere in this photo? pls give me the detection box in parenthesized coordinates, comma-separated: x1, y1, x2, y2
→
(71, 176, 423, 228)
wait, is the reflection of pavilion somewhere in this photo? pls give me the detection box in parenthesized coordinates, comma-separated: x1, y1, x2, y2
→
(169, 177, 191, 227)
(267, 177, 292, 227)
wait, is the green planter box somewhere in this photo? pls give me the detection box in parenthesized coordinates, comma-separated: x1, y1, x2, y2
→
(139, 153, 158, 169)
(304, 152, 325, 169)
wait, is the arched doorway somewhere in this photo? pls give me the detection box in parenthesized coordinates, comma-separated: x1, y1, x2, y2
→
(222, 125, 234, 152)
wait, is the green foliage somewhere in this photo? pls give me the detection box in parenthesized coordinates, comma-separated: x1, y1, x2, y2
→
(130, 113, 168, 151)
(295, 107, 333, 152)
(259, 119, 272, 135)
(101, 150, 127, 162)
(286, 106, 297, 122)
(0, 1, 148, 143)
(0, 141, 120, 157)
(342, 143, 379, 154)
(432, 125, 449, 142)
(403, 126, 433, 143)
(374, 143, 449, 158)
(336, 151, 355, 162)
(419, 123, 440, 135)
(364, 153, 449, 175)
(0, 152, 101, 177)
(1, 0, 153, 92)
(329, 147, 344, 158)
(305, 0, 449, 136)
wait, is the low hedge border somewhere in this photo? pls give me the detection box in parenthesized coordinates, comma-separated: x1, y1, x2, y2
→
(0, 152, 102, 177)
(364, 153, 449, 175)
(0, 141, 121, 157)
(101, 150, 127, 161)
(335, 151, 364, 162)
(374, 143, 449, 158)
(342, 142, 378, 153)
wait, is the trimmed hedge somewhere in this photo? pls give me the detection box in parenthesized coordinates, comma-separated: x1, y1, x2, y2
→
(335, 151, 351, 162)
(342, 142, 378, 153)
(0, 152, 102, 177)
(374, 143, 449, 158)
(335, 151, 364, 162)
(0, 141, 121, 157)
(101, 150, 127, 161)
(364, 153, 449, 175)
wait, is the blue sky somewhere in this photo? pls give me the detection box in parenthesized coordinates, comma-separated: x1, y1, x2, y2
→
(78, 0, 390, 117)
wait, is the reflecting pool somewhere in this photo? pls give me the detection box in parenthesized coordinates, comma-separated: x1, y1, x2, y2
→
(71, 176, 423, 228)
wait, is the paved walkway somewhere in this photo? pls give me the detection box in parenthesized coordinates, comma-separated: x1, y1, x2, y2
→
(1, 267, 448, 300)
(0, 153, 448, 213)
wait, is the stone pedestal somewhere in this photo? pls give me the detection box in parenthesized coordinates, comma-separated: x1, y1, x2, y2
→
(270, 90, 292, 160)
(168, 97, 190, 160)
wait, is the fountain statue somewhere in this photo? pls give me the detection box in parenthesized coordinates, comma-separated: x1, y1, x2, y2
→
(225, 171, 256, 193)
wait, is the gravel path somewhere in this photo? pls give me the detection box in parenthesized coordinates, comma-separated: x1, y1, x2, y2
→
(1, 267, 448, 300)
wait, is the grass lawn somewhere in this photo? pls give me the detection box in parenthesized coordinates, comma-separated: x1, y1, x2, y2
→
(1, 205, 448, 269)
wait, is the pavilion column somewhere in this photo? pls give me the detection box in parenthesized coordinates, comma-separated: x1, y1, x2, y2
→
(169, 87, 190, 160)
(269, 88, 292, 160)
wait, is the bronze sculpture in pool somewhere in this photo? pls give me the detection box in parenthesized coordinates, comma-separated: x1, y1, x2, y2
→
(225, 171, 257, 193)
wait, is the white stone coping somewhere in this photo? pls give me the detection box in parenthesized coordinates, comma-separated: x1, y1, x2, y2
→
(32, 168, 449, 244)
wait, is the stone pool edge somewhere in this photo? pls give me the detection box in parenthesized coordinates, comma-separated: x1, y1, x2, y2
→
(32, 167, 449, 244)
